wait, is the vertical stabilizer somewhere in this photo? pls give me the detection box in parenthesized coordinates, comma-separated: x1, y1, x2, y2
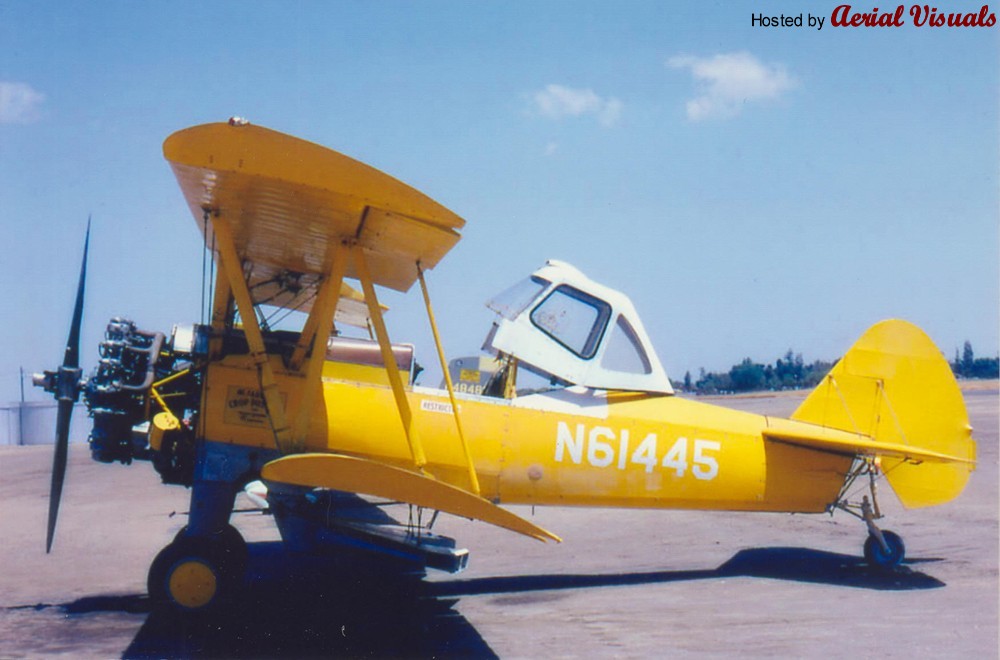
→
(792, 320, 976, 508)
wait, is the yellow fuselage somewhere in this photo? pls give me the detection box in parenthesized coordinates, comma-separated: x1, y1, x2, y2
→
(203, 356, 852, 515)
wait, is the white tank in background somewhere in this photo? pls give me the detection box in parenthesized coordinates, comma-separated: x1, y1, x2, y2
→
(0, 401, 89, 446)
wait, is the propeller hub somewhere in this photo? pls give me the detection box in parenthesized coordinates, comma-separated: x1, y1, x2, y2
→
(55, 366, 84, 403)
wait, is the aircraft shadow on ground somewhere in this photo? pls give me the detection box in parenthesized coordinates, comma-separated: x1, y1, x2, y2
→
(430, 546, 945, 599)
(124, 542, 496, 660)
(53, 544, 942, 659)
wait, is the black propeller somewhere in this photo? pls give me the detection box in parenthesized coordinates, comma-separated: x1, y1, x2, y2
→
(35, 219, 90, 553)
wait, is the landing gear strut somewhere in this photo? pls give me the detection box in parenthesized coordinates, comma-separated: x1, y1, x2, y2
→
(147, 469, 251, 613)
(148, 524, 248, 612)
(860, 495, 906, 568)
(832, 458, 906, 569)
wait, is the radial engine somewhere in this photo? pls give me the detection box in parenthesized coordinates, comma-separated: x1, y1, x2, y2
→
(84, 317, 207, 485)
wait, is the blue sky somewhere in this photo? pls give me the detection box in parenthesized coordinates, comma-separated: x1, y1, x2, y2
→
(1, 1, 996, 402)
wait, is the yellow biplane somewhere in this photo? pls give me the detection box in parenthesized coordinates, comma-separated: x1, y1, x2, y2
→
(35, 119, 976, 613)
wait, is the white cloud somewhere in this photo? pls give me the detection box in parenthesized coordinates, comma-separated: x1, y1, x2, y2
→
(533, 84, 622, 127)
(667, 52, 795, 121)
(544, 141, 558, 156)
(0, 81, 45, 124)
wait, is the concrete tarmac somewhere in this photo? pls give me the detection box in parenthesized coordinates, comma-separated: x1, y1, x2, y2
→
(1, 388, 996, 658)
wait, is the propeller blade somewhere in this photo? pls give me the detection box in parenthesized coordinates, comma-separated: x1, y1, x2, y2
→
(63, 217, 90, 369)
(46, 218, 91, 553)
(46, 399, 73, 553)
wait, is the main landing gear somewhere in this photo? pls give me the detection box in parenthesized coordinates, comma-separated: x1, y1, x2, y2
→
(147, 524, 248, 612)
(832, 458, 906, 569)
(146, 473, 253, 613)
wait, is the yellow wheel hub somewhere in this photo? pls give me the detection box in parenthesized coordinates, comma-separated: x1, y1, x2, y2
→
(167, 559, 218, 609)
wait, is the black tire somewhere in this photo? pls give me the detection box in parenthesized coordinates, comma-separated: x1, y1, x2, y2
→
(173, 524, 248, 577)
(863, 530, 906, 568)
(148, 535, 241, 613)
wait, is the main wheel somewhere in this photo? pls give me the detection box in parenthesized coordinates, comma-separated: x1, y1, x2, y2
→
(863, 530, 905, 568)
(173, 524, 248, 577)
(148, 534, 243, 613)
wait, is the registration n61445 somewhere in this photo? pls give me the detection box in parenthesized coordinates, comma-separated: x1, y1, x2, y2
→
(554, 421, 720, 480)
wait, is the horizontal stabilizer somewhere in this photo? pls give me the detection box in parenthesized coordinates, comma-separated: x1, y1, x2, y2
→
(261, 453, 561, 543)
(763, 419, 975, 465)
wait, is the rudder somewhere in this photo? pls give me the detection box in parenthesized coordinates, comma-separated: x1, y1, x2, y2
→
(792, 319, 976, 508)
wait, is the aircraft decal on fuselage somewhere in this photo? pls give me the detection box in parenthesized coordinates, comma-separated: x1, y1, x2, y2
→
(224, 386, 288, 428)
(554, 421, 721, 481)
(224, 386, 270, 427)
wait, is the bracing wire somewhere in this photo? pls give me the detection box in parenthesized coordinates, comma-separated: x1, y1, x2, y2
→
(208, 228, 216, 322)
(842, 458, 904, 504)
(200, 211, 209, 325)
(264, 288, 320, 329)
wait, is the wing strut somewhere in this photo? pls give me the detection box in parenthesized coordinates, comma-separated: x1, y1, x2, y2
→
(417, 264, 480, 496)
(208, 262, 232, 357)
(211, 211, 295, 453)
(290, 242, 349, 446)
(353, 245, 428, 470)
(288, 245, 346, 372)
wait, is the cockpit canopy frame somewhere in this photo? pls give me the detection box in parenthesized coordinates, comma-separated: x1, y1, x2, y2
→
(486, 261, 673, 394)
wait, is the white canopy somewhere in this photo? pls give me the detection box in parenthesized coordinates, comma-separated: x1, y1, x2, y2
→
(486, 261, 673, 394)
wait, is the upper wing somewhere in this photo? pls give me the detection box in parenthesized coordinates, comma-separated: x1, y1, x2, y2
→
(163, 121, 465, 298)
(333, 281, 383, 329)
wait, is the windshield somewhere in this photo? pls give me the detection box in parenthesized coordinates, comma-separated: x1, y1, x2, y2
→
(486, 276, 549, 320)
(529, 284, 611, 359)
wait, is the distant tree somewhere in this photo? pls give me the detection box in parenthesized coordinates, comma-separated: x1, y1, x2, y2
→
(691, 350, 836, 395)
(971, 356, 1000, 379)
(711, 372, 733, 393)
(802, 359, 834, 387)
(773, 349, 807, 388)
(730, 358, 766, 392)
(763, 364, 775, 388)
(690, 337, 989, 396)
(962, 341, 975, 376)
(694, 368, 733, 394)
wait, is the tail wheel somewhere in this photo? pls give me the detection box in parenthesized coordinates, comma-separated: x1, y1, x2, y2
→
(863, 530, 906, 569)
(148, 531, 245, 613)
